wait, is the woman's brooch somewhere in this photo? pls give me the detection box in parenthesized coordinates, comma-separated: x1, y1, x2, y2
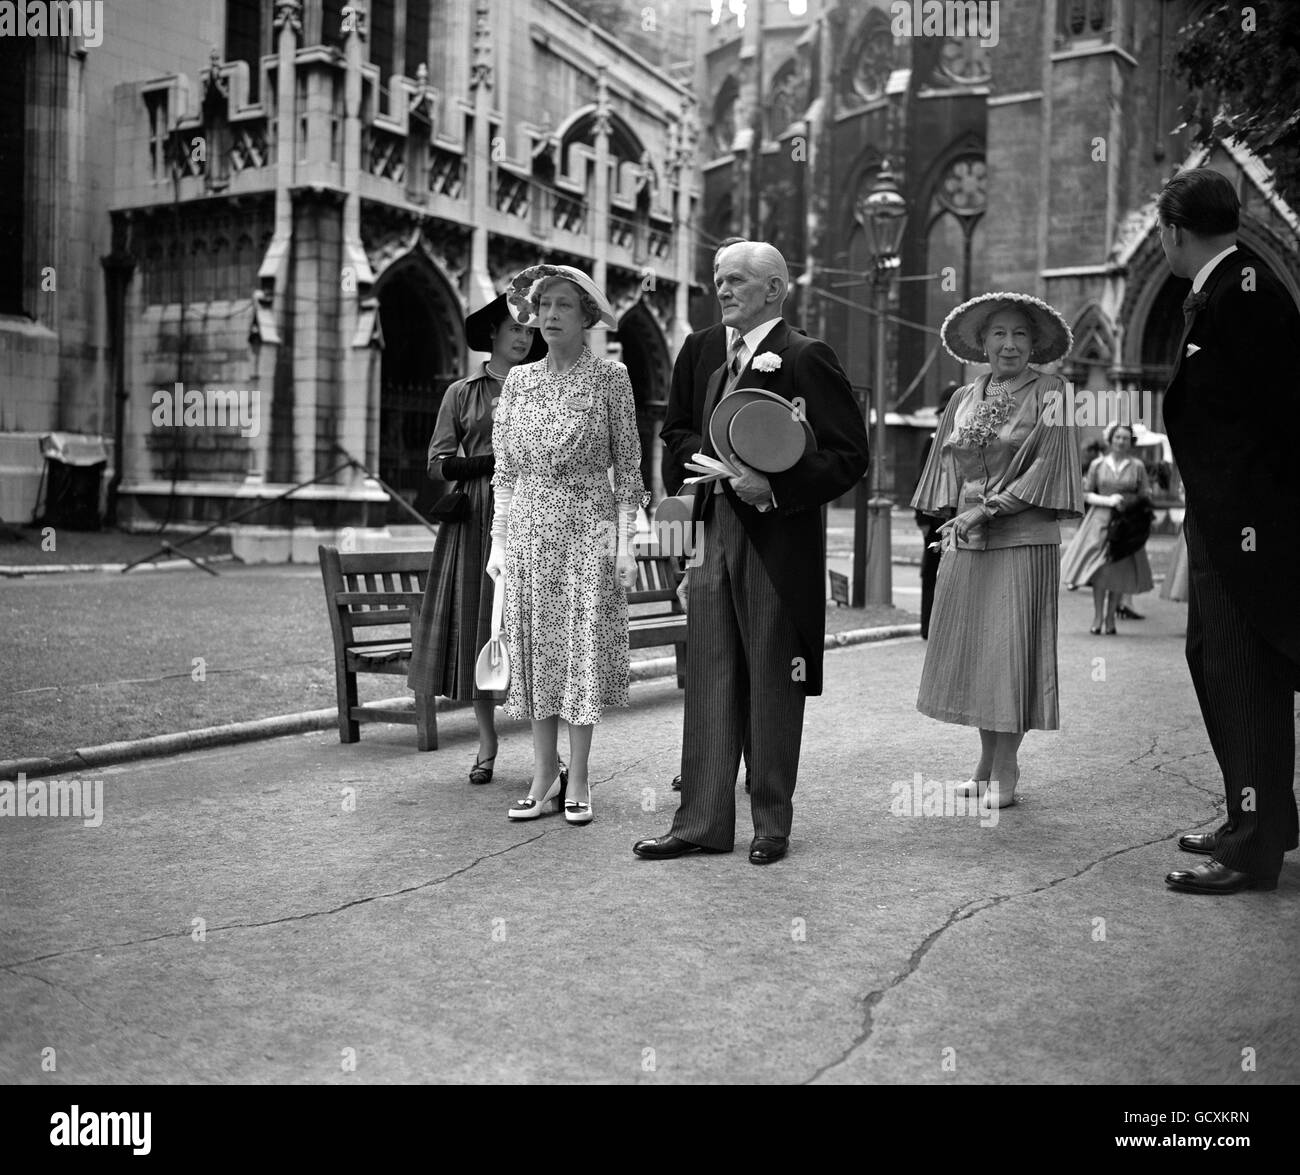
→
(953, 386, 1014, 449)
(564, 392, 593, 412)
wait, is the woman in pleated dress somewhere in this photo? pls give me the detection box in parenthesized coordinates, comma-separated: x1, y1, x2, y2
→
(407, 294, 545, 785)
(912, 293, 1083, 809)
(486, 264, 644, 826)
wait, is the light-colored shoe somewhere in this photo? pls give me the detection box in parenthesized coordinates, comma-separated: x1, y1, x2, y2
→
(980, 772, 1019, 810)
(507, 770, 566, 821)
(564, 784, 593, 826)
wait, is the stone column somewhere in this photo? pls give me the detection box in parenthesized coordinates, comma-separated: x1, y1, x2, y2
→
(467, 0, 496, 312)
(590, 65, 612, 350)
(251, 0, 301, 487)
(338, 0, 378, 488)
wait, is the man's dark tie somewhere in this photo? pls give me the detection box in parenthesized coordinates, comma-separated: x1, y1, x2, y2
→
(723, 336, 746, 397)
(1182, 289, 1209, 330)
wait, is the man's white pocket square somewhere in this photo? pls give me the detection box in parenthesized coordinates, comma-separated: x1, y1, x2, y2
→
(1185, 343, 1202, 357)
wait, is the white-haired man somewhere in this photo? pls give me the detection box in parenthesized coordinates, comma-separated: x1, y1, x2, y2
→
(635, 241, 869, 864)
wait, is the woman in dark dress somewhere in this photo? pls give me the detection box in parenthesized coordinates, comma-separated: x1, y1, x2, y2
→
(408, 295, 545, 784)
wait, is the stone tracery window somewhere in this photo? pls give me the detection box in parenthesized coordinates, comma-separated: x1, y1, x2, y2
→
(841, 9, 895, 107)
(766, 57, 807, 138)
(934, 156, 987, 218)
(933, 37, 993, 86)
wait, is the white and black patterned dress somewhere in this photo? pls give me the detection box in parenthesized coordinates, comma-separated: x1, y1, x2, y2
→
(491, 347, 644, 725)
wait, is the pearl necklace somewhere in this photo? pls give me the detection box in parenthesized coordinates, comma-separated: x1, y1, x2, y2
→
(484, 363, 508, 380)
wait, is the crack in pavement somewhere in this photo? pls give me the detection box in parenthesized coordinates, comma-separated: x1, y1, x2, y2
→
(0, 756, 655, 974)
(802, 815, 1218, 1084)
(4, 964, 173, 1045)
(0, 832, 547, 972)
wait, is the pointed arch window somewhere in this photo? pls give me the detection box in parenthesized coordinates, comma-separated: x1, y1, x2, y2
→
(711, 75, 739, 156)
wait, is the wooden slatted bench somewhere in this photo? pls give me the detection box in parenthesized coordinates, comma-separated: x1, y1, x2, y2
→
(318, 545, 438, 751)
(319, 545, 688, 752)
(628, 547, 688, 689)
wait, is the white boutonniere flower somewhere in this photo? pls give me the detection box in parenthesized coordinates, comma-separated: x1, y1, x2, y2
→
(751, 352, 782, 373)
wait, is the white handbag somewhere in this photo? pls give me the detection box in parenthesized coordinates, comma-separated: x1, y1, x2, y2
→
(474, 575, 510, 692)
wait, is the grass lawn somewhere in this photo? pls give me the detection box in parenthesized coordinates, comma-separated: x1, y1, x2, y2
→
(1, 559, 918, 763)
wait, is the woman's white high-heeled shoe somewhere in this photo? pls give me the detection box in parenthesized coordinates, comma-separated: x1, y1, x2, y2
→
(980, 771, 1019, 810)
(507, 769, 567, 821)
(564, 783, 593, 826)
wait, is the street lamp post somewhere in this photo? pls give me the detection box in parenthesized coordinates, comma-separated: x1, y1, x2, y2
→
(853, 160, 908, 607)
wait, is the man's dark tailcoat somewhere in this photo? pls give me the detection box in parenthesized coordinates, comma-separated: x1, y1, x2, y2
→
(1162, 247, 1300, 877)
(660, 317, 868, 848)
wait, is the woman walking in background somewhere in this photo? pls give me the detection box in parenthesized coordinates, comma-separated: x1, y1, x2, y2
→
(1060, 421, 1155, 633)
(913, 292, 1082, 810)
(487, 264, 644, 826)
(408, 294, 545, 786)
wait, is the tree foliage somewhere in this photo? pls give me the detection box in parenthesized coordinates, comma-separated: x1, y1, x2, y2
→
(1173, 1, 1300, 207)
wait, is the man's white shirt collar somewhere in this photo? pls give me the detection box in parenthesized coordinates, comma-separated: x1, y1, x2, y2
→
(1192, 244, 1238, 293)
(727, 317, 783, 360)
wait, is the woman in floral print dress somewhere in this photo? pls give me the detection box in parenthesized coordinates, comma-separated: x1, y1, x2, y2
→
(912, 294, 1083, 809)
(486, 265, 644, 826)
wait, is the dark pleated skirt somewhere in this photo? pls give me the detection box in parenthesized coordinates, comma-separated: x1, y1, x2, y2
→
(917, 544, 1061, 732)
(407, 477, 505, 702)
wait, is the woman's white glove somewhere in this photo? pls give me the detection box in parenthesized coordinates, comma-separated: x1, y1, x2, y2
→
(486, 483, 513, 582)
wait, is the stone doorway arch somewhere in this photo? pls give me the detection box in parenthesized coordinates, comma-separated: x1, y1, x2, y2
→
(373, 252, 465, 521)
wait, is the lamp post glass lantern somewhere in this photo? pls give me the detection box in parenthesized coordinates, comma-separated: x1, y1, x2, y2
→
(853, 160, 908, 607)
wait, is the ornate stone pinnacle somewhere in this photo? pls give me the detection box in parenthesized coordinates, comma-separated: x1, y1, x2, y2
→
(471, 0, 493, 90)
(273, 0, 302, 35)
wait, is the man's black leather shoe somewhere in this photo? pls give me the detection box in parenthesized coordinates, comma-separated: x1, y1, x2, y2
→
(1178, 830, 1219, 855)
(1116, 605, 1145, 620)
(1165, 859, 1277, 894)
(633, 835, 725, 859)
(749, 836, 787, 865)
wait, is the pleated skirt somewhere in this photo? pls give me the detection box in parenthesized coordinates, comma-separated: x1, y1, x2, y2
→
(1160, 526, 1189, 602)
(917, 544, 1061, 732)
(407, 477, 505, 703)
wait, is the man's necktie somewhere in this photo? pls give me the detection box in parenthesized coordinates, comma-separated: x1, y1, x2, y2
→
(1182, 289, 1209, 331)
(723, 336, 746, 397)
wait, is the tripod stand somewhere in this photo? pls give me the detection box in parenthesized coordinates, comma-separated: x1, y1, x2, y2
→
(120, 445, 436, 574)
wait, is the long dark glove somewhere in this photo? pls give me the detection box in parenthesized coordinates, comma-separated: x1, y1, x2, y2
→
(440, 453, 495, 480)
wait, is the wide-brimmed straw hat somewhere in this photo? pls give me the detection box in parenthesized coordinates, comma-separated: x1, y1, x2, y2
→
(505, 264, 618, 330)
(465, 292, 548, 359)
(709, 388, 816, 473)
(940, 292, 1073, 364)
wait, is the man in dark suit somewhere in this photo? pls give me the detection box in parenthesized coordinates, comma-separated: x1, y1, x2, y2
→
(635, 241, 870, 864)
(1157, 166, 1300, 894)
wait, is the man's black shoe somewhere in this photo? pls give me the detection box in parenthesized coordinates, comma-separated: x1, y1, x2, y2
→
(1165, 859, 1277, 894)
(633, 835, 727, 859)
(1178, 830, 1219, 855)
(749, 836, 788, 865)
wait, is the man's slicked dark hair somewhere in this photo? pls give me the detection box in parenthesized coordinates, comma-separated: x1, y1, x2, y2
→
(714, 235, 749, 258)
(1157, 167, 1240, 236)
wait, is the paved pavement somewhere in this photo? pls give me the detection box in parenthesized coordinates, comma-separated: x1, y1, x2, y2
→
(2, 584, 1296, 1085)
